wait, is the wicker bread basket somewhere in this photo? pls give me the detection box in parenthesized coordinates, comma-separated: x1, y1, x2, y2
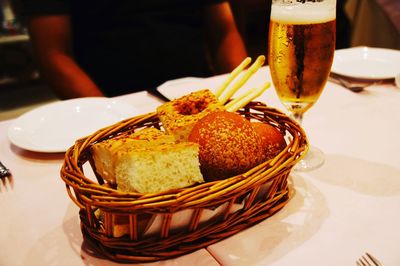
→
(60, 101, 308, 263)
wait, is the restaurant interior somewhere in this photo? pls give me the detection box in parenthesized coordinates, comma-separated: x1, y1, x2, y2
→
(0, 0, 399, 121)
(1, 0, 400, 265)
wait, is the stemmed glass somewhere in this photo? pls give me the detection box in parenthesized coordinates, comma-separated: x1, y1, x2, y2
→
(268, 0, 336, 171)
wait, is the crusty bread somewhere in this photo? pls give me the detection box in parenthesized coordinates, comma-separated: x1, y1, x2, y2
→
(157, 89, 225, 142)
(115, 142, 203, 193)
(91, 128, 175, 184)
(91, 127, 204, 193)
(188, 111, 264, 181)
(251, 122, 286, 160)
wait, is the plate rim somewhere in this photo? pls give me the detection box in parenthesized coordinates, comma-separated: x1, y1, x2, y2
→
(7, 97, 137, 153)
(331, 46, 400, 80)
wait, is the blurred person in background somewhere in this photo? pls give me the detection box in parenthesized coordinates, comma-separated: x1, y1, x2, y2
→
(19, 0, 248, 99)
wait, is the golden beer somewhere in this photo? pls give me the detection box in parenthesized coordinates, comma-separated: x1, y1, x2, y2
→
(268, 5, 336, 116)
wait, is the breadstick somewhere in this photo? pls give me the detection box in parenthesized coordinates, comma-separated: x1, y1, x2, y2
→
(214, 57, 252, 98)
(224, 88, 256, 110)
(226, 82, 270, 112)
(218, 55, 266, 105)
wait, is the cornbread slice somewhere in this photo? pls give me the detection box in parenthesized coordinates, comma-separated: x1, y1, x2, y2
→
(91, 128, 175, 184)
(157, 89, 225, 142)
(115, 142, 203, 194)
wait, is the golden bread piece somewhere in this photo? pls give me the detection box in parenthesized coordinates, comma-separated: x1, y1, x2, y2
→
(115, 142, 203, 194)
(91, 128, 175, 184)
(156, 89, 225, 142)
(251, 122, 286, 161)
(91, 127, 204, 194)
(188, 111, 264, 181)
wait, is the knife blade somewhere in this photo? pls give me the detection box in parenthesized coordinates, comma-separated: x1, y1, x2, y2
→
(147, 89, 170, 102)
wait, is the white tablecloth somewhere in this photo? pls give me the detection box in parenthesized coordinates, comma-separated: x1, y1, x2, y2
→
(1, 66, 400, 265)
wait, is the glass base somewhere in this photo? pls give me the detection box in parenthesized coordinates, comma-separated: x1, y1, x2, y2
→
(294, 145, 325, 172)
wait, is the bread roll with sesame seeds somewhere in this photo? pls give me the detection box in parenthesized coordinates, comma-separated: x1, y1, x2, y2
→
(251, 122, 286, 161)
(188, 111, 264, 181)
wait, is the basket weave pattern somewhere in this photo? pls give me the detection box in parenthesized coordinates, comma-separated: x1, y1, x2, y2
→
(61, 102, 308, 263)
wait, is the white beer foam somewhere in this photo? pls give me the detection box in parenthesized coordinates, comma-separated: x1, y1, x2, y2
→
(271, 2, 336, 24)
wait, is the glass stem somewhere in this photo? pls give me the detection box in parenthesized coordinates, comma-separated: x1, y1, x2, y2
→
(292, 113, 303, 125)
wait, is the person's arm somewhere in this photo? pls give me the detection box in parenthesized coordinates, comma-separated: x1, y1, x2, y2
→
(27, 15, 104, 99)
(204, 1, 248, 74)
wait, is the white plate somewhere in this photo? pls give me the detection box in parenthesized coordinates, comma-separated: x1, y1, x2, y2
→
(8, 97, 139, 153)
(157, 77, 207, 100)
(332, 47, 400, 80)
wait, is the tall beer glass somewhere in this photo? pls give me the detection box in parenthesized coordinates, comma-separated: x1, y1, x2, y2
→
(268, 0, 336, 171)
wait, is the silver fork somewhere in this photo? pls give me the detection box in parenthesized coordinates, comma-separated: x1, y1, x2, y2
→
(356, 253, 383, 266)
(329, 76, 378, 93)
(0, 161, 13, 191)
